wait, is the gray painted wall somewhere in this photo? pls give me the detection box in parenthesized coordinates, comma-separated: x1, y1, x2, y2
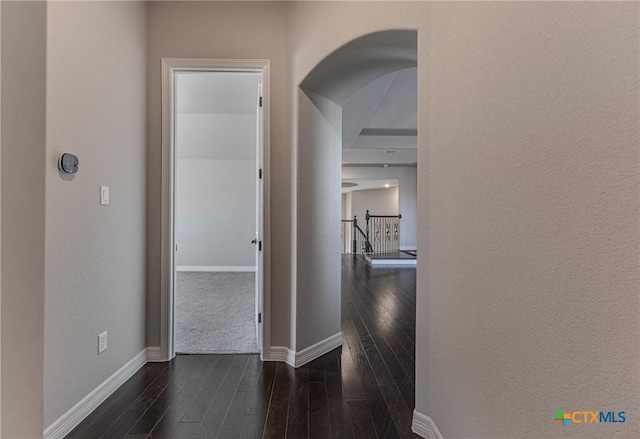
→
(44, 1, 147, 428)
(1, 2, 46, 436)
(295, 90, 343, 351)
(424, 2, 639, 436)
(176, 159, 256, 268)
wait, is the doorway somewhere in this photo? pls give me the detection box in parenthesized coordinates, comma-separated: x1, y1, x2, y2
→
(161, 59, 270, 360)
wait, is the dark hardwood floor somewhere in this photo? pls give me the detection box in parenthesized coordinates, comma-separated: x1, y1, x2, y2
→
(67, 256, 418, 438)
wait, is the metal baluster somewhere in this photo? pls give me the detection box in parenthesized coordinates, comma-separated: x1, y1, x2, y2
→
(352, 216, 357, 255)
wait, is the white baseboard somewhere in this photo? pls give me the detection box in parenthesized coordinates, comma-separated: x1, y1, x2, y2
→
(43, 349, 148, 439)
(267, 346, 296, 366)
(267, 332, 343, 368)
(412, 410, 444, 439)
(146, 346, 164, 362)
(295, 332, 342, 367)
(176, 265, 256, 272)
(365, 255, 417, 266)
(400, 246, 417, 251)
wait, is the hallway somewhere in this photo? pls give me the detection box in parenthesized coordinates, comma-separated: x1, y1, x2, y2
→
(66, 256, 417, 438)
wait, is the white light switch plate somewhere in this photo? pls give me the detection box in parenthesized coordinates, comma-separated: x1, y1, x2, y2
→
(100, 186, 109, 205)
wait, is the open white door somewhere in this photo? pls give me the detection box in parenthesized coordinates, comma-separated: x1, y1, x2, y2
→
(255, 80, 264, 350)
(162, 59, 270, 361)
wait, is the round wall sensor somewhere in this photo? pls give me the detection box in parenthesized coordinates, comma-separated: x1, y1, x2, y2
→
(58, 153, 79, 174)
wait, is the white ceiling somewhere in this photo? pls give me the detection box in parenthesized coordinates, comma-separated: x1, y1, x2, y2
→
(342, 67, 417, 165)
(175, 72, 260, 160)
(341, 178, 399, 193)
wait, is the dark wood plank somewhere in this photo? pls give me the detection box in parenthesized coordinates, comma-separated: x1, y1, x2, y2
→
(180, 355, 234, 423)
(308, 381, 331, 439)
(216, 391, 253, 439)
(236, 355, 264, 392)
(307, 356, 325, 383)
(286, 366, 309, 439)
(148, 357, 220, 438)
(348, 400, 377, 439)
(324, 350, 354, 439)
(128, 357, 205, 435)
(262, 363, 293, 439)
(246, 361, 277, 416)
(238, 414, 265, 439)
(197, 355, 250, 438)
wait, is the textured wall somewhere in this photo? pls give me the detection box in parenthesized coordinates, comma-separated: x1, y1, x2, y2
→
(44, 1, 147, 428)
(425, 2, 639, 437)
(290, 1, 639, 437)
(0, 2, 46, 436)
(146, 1, 292, 348)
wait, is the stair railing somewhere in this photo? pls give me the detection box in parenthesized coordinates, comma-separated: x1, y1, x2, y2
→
(365, 210, 402, 254)
(341, 216, 371, 255)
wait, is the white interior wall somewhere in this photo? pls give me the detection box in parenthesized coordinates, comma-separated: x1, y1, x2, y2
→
(342, 166, 417, 249)
(176, 159, 256, 269)
(0, 2, 46, 436)
(44, 1, 147, 429)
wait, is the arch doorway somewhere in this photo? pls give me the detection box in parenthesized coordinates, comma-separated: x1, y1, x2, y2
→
(292, 30, 418, 361)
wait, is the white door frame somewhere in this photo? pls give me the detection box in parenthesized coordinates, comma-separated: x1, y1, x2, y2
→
(160, 58, 271, 361)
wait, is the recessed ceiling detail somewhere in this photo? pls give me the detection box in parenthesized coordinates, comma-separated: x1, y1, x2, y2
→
(342, 67, 417, 166)
(359, 128, 417, 137)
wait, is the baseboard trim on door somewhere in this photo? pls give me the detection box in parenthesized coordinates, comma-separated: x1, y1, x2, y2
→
(412, 410, 444, 439)
(176, 266, 256, 272)
(267, 332, 343, 368)
(43, 348, 148, 439)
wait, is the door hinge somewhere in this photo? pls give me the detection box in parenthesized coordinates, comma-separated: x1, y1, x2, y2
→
(259, 168, 263, 179)
(258, 312, 262, 324)
(258, 241, 262, 251)
(175, 244, 178, 252)
(259, 96, 263, 107)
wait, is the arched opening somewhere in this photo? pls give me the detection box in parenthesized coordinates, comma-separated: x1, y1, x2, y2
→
(294, 30, 418, 357)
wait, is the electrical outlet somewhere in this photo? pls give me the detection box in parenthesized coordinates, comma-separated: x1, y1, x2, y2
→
(100, 186, 110, 205)
(98, 331, 108, 354)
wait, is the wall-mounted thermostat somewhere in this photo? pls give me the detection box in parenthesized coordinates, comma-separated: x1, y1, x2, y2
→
(58, 153, 79, 174)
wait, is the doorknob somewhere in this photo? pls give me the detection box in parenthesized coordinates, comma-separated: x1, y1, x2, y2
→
(251, 239, 258, 244)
